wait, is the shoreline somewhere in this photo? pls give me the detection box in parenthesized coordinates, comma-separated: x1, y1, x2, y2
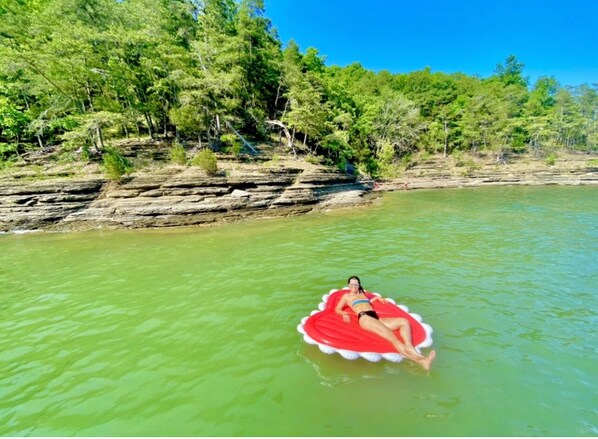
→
(1, 150, 596, 234)
(376, 150, 598, 191)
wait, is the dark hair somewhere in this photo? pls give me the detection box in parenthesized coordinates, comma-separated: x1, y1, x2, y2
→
(347, 275, 365, 294)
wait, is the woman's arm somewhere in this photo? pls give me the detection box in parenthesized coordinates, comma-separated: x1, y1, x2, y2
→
(335, 294, 351, 322)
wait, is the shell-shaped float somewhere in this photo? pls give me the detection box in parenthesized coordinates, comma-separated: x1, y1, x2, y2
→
(298, 288, 433, 363)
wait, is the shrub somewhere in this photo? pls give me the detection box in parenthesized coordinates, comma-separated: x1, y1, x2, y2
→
(220, 133, 242, 156)
(263, 154, 281, 169)
(0, 142, 18, 161)
(191, 148, 218, 175)
(270, 154, 281, 166)
(0, 143, 19, 169)
(378, 162, 402, 179)
(169, 142, 187, 165)
(305, 155, 321, 165)
(452, 150, 466, 166)
(102, 146, 133, 180)
(546, 153, 557, 166)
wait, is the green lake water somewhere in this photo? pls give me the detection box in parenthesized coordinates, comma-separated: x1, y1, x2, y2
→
(1, 185, 597, 436)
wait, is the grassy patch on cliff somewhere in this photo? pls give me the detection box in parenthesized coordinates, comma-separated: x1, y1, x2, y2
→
(1, 138, 596, 184)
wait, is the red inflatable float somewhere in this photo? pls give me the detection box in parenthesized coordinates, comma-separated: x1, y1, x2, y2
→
(297, 288, 434, 362)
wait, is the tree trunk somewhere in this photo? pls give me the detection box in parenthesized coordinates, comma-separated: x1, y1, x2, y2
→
(96, 125, 105, 151)
(144, 112, 154, 139)
(90, 136, 100, 156)
(443, 120, 449, 158)
(266, 120, 296, 156)
(23, 97, 45, 149)
(291, 128, 296, 156)
(266, 120, 292, 147)
(86, 82, 94, 112)
(274, 83, 282, 108)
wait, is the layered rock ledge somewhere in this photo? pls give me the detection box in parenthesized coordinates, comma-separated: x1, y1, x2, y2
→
(376, 152, 598, 191)
(0, 162, 372, 232)
(1, 150, 596, 233)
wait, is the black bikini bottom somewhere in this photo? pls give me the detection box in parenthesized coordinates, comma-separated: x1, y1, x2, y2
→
(358, 310, 379, 320)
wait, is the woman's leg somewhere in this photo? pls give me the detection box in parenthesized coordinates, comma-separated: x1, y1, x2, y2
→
(380, 317, 436, 368)
(380, 317, 413, 346)
(360, 316, 436, 370)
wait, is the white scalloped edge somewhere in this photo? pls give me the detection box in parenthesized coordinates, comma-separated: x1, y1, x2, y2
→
(297, 288, 434, 363)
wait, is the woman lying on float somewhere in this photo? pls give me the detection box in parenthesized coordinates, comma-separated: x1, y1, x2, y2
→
(335, 276, 436, 371)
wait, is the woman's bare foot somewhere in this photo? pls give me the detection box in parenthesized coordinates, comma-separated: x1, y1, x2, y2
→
(421, 350, 436, 371)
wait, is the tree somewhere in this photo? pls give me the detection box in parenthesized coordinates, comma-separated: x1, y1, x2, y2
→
(574, 84, 598, 150)
(494, 55, 528, 88)
(551, 87, 585, 149)
(317, 71, 360, 163)
(426, 101, 462, 158)
(235, 0, 282, 133)
(368, 93, 423, 163)
(277, 42, 327, 154)
(521, 76, 559, 155)
(0, 94, 30, 152)
(525, 76, 558, 116)
(169, 0, 243, 144)
(458, 83, 509, 160)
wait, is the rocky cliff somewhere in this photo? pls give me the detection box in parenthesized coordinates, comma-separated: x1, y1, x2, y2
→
(0, 161, 372, 232)
(1, 150, 596, 233)
(376, 152, 598, 191)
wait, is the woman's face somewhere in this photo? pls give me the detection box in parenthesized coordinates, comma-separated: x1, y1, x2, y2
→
(348, 278, 360, 293)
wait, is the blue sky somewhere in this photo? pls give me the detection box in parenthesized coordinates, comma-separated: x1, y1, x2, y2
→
(263, 0, 598, 87)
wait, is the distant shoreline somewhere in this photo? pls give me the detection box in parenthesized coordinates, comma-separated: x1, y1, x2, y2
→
(376, 151, 598, 192)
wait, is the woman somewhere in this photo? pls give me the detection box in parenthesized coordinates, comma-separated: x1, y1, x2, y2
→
(335, 275, 436, 371)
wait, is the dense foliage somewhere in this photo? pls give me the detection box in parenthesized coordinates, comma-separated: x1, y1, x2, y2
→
(1, 0, 596, 176)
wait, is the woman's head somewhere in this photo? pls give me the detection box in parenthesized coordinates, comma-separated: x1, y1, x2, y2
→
(347, 275, 364, 293)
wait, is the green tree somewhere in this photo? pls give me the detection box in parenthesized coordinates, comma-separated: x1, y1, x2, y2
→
(494, 55, 528, 88)
(525, 76, 558, 116)
(458, 83, 509, 161)
(170, 0, 243, 145)
(575, 84, 598, 150)
(278, 42, 327, 153)
(2, 1, 595, 172)
(523, 77, 559, 155)
(551, 88, 585, 149)
(235, 0, 282, 134)
(368, 93, 423, 167)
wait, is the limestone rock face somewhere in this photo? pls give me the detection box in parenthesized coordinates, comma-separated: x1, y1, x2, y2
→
(0, 179, 105, 231)
(2, 152, 595, 233)
(375, 153, 598, 191)
(0, 165, 372, 232)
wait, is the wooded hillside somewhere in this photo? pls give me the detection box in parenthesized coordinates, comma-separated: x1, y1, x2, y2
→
(1, 0, 596, 177)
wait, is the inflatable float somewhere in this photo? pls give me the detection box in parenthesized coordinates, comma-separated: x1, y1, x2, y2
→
(297, 288, 433, 363)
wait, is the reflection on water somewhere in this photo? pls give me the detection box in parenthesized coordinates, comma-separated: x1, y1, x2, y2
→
(1, 186, 597, 436)
(297, 344, 411, 388)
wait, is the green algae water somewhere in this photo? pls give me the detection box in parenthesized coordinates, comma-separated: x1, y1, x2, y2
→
(1, 185, 596, 436)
